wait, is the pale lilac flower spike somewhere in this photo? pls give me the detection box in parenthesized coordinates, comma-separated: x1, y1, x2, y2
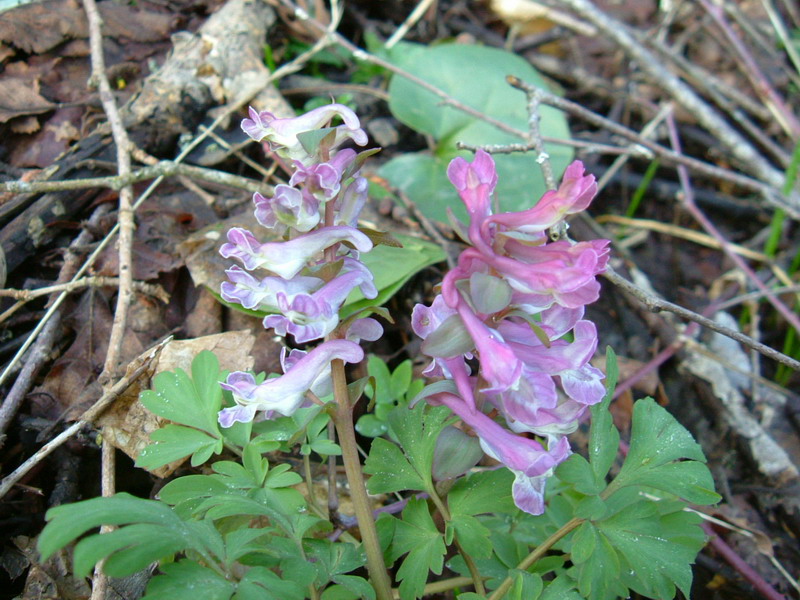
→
(413, 150, 609, 515)
(219, 104, 378, 427)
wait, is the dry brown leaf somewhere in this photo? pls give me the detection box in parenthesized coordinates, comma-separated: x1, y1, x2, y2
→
(0, 77, 53, 123)
(0, 0, 173, 54)
(9, 116, 41, 134)
(98, 331, 257, 478)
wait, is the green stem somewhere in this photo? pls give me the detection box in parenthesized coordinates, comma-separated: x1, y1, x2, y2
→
(428, 487, 485, 596)
(303, 453, 324, 517)
(487, 517, 584, 600)
(330, 359, 394, 600)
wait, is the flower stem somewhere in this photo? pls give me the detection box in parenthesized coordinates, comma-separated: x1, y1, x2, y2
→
(487, 517, 584, 600)
(329, 359, 394, 600)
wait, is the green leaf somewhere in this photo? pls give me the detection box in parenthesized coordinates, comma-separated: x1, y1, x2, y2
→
(555, 454, 603, 496)
(447, 514, 491, 559)
(389, 360, 413, 401)
(139, 350, 224, 435)
(366, 355, 392, 403)
(364, 403, 451, 495)
(223, 529, 273, 565)
(234, 566, 307, 600)
(448, 468, 516, 517)
(343, 233, 445, 316)
(355, 414, 388, 438)
(390, 498, 447, 600)
(143, 561, 234, 600)
(609, 398, 720, 504)
(74, 524, 187, 577)
(571, 523, 626, 600)
(597, 500, 707, 599)
(540, 574, 582, 600)
(39, 493, 188, 564)
(264, 463, 303, 488)
(136, 425, 222, 470)
(242, 444, 269, 486)
(157, 475, 230, 506)
(304, 539, 368, 588)
(588, 347, 620, 485)
(507, 570, 543, 600)
(309, 439, 342, 456)
(330, 575, 375, 600)
(381, 42, 573, 223)
(364, 437, 425, 494)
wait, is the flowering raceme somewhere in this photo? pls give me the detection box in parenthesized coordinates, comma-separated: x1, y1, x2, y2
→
(218, 104, 379, 425)
(413, 150, 609, 515)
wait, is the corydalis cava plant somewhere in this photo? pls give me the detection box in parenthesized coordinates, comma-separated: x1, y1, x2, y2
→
(413, 150, 610, 515)
(218, 104, 380, 427)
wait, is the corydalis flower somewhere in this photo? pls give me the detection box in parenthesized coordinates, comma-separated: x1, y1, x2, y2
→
(241, 104, 368, 162)
(431, 392, 571, 515)
(264, 263, 378, 343)
(220, 226, 373, 278)
(253, 185, 320, 234)
(218, 340, 364, 426)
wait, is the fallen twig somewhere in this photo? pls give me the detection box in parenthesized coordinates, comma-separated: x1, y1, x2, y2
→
(0, 338, 168, 500)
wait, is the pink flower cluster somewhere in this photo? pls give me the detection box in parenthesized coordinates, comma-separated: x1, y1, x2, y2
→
(218, 105, 380, 427)
(412, 150, 610, 515)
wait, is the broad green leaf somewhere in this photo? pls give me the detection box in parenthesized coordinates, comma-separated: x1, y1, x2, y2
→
(571, 523, 626, 600)
(39, 493, 185, 562)
(223, 529, 273, 565)
(364, 437, 425, 494)
(555, 454, 603, 496)
(309, 439, 342, 456)
(242, 444, 269, 486)
(448, 469, 516, 517)
(136, 425, 221, 470)
(598, 500, 706, 599)
(447, 514, 491, 559)
(507, 570, 544, 600)
(540, 575, 582, 600)
(609, 398, 720, 504)
(143, 561, 234, 600)
(366, 355, 392, 403)
(139, 351, 223, 435)
(264, 464, 303, 488)
(381, 42, 573, 223)
(304, 539, 367, 587)
(389, 359, 413, 401)
(157, 475, 230, 506)
(391, 498, 446, 600)
(365, 402, 451, 495)
(389, 403, 452, 490)
(329, 575, 375, 600)
(74, 524, 187, 577)
(234, 566, 306, 600)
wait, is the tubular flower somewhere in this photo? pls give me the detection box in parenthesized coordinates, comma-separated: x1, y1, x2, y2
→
(413, 150, 608, 515)
(219, 340, 364, 426)
(220, 226, 372, 279)
(241, 104, 368, 162)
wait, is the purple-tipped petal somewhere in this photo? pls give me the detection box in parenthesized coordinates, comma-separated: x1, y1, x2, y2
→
(221, 226, 372, 279)
(218, 340, 364, 424)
